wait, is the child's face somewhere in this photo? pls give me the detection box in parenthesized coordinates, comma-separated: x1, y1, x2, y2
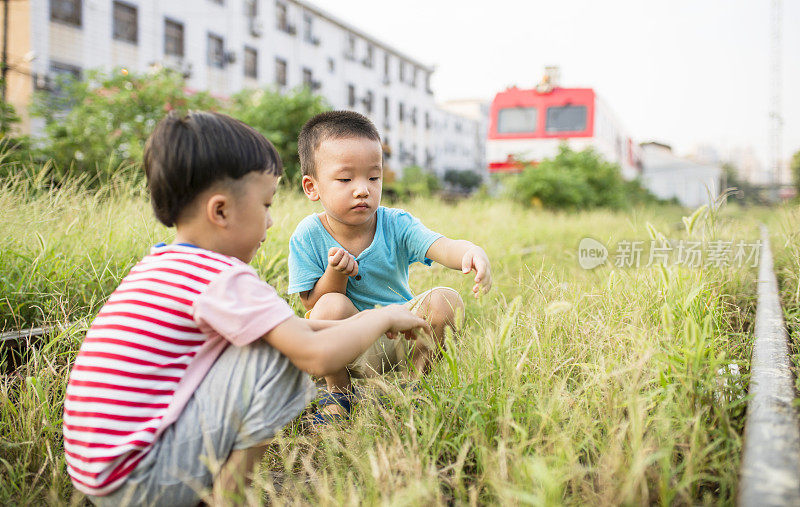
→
(224, 171, 279, 263)
(303, 137, 383, 227)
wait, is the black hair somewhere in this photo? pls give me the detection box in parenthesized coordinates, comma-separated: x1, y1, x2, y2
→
(143, 110, 282, 227)
(297, 110, 381, 177)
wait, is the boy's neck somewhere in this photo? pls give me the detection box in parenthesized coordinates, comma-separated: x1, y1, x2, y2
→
(321, 211, 377, 245)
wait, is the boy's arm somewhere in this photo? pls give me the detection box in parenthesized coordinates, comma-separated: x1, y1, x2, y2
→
(263, 305, 430, 377)
(299, 247, 358, 310)
(425, 237, 492, 297)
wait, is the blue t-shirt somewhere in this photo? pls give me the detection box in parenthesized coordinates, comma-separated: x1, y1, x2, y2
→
(288, 207, 443, 311)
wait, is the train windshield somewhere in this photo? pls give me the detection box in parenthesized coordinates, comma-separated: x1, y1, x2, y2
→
(546, 105, 587, 132)
(497, 107, 537, 133)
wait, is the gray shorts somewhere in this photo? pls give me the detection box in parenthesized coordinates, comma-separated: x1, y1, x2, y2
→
(89, 339, 316, 507)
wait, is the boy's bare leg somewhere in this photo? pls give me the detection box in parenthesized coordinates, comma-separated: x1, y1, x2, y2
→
(209, 443, 270, 505)
(409, 289, 464, 377)
(308, 293, 359, 417)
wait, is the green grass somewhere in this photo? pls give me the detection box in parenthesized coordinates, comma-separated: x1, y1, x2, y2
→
(0, 171, 764, 505)
(770, 204, 800, 411)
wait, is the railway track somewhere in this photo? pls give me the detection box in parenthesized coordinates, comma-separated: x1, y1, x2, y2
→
(738, 225, 800, 506)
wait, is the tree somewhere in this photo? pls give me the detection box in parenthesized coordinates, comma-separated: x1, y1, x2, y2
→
(227, 87, 329, 187)
(31, 67, 219, 183)
(792, 150, 800, 195)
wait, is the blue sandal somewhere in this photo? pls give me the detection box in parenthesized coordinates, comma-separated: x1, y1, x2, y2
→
(310, 390, 357, 426)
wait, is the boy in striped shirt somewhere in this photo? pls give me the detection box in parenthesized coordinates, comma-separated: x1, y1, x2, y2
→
(63, 111, 429, 505)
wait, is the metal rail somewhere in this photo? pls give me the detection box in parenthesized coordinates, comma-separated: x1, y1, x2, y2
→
(738, 225, 800, 506)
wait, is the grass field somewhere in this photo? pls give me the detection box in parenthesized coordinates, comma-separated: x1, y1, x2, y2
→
(0, 172, 769, 505)
(770, 206, 800, 414)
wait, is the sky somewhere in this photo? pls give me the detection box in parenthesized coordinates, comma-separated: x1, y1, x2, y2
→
(310, 0, 800, 168)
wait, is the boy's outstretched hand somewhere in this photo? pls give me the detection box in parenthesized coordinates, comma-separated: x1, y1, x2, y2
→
(461, 246, 492, 297)
(328, 247, 359, 277)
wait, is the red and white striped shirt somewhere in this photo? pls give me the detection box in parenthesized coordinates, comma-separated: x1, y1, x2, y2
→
(64, 244, 295, 496)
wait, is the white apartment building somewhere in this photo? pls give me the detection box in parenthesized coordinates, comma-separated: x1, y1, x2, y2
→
(435, 99, 488, 179)
(2, 0, 486, 177)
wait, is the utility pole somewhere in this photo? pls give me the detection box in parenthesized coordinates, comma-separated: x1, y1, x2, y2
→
(769, 0, 782, 197)
(1, 0, 8, 134)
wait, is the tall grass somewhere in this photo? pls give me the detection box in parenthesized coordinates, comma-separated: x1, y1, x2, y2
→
(770, 204, 800, 408)
(0, 168, 762, 505)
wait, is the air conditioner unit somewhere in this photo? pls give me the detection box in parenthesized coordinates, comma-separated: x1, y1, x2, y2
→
(287, 24, 296, 35)
(250, 18, 264, 37)
(311, 80, 322, 91)
(33, 72, 51, 91)
(180, 61, 193, 79)
(311, 36, 320, 46)
(224, 51, 236, 64)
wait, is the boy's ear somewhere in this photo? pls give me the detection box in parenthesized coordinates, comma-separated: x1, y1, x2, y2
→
(301, 175, 320, 201)
(206, 193, 230, 227)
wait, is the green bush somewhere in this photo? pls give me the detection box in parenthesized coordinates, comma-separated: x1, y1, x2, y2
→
(31, 68, 220, 184)
(511, 145, 654, 209)
(228, 87, 329, 187)
(443, 169, 482, 193)
(385, 165, 440, 199)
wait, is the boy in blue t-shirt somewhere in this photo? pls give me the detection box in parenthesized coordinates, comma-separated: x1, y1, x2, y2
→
(288, 111, 492, 421)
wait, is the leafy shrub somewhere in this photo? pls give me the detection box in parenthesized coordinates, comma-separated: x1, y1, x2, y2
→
(228, 87, 329, 187)
(31, 68, 220, 184)
(443, 169, 482, 193)
(511, 145, 655, 209)
(384, 165, 440, 199)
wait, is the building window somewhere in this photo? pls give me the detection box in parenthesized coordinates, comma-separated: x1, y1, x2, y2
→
(275, 57, 287, 86)
(398, 102, 405, 122)
(383, 96, 390, 119)
(410, 67, 417, 87)
(302, 67, 313, 88)
(113, 1, 138, 44)
(327, 58, 335, 73)
(363, 90, 373, 114)
(411, 107, 417, 127)
(345, 34, 356, 60)
(246, 0, 257, 17)
(276, 2, 294, 34)
(348, 84, 356, 108)
(207, 33, 224, 68)
(244, 47, 258, 78)
(383, 52, 390, 83)
(424, 111, 431, 130)
(51, 0, 82, 26)
(47, 61, 82, 108)
(425, 71, 433, 94)
(303, 13, 318, 44)
(363, 44, 373, 68)
(398, 60, 405, 83)
(164, 19, 184, 57)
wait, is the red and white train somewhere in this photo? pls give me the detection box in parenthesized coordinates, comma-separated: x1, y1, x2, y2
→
(487, 72, 641, 179)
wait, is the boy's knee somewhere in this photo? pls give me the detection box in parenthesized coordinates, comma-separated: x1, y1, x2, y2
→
(425, 289, 464, 328)
(309, 293, 358, 320)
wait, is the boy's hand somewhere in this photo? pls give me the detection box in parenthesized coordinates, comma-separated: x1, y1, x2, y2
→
(461, 246, 492, 298)
(381, 304, 431, 341)
(328, 247, 359, 277)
